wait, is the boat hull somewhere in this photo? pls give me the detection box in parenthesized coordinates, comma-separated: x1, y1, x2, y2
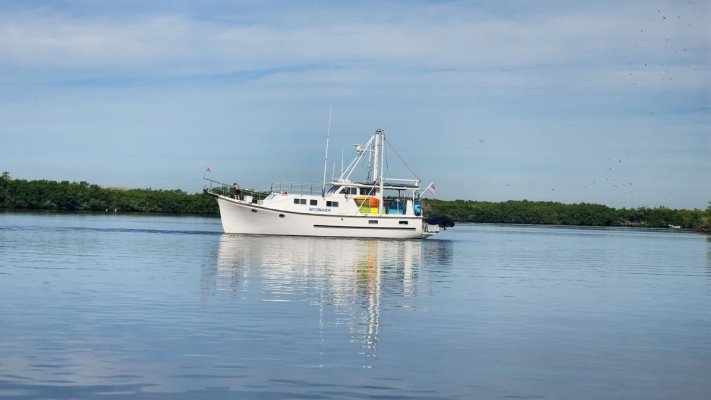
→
(214, 195, 436, 239)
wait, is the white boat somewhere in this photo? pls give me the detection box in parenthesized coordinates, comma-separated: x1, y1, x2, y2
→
(204, 129, 453, 239)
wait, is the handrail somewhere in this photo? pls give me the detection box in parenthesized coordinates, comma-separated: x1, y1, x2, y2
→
(203, 177, 228, 188)
(203, 177, 326, 200)
(203, 177, 270, 202)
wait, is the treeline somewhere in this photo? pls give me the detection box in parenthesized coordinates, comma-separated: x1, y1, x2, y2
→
(0, 174, 217, 214)
(423, 199, 711, 232)
(2, 174, 709, 232)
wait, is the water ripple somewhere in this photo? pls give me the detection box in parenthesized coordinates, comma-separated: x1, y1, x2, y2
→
(0, 215, 709, 399)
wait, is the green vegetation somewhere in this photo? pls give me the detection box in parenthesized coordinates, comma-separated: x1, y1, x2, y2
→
(422, 199, 711, 232)
(0, 173, 217, 214)
(1, 172, 709, 232)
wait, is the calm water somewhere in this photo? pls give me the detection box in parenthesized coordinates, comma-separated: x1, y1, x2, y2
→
(0, 212, 709, 399)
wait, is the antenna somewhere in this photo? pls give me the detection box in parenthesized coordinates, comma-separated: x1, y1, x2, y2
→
(321, 104, 333, 196)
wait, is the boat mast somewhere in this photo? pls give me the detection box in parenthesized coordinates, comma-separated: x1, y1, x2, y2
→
(372, 130, 380, 182)
(321, 105, 333, 196)
(376, 129, 385, 214)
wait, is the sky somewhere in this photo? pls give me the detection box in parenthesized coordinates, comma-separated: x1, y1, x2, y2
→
(0, 0, 709, 209)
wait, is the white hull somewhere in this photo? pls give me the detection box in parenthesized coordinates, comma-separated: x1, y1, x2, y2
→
(214, 194, 438, 239)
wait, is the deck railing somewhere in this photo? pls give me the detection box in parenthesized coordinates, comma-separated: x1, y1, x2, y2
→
(203, 178, 323, 202)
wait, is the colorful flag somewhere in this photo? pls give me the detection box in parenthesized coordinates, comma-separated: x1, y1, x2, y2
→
(427, 183, 437, 197)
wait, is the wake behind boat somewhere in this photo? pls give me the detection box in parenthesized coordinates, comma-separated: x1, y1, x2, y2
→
(204, 129, 454, 239)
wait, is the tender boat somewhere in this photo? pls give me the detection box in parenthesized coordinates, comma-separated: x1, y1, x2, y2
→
(204, 129, 453, 239)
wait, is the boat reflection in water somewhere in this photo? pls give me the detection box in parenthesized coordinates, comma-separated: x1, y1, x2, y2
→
(206, 235, 434, 363)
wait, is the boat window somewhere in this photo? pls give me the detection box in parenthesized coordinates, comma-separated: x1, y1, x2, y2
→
(399, 221, 408, 225)
(369, 220, 378, 224)
(326, 201, 339, 207)
(327, 186, 339, 194)
(293, 198, 306, 205)
(310, 199, 318, 206)
(360, 188, 377, 195)
(339, 187, 358, 195)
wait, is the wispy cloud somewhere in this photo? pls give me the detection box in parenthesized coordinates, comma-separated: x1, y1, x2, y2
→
(1, 1, 706, 80)
(0, 0, 708, 208)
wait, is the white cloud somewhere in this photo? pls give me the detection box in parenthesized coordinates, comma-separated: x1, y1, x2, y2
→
(1, 1, 707, 81)
(0, 0, 708, 208)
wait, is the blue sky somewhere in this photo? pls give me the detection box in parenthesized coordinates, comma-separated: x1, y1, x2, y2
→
(0, 0, 709, 209)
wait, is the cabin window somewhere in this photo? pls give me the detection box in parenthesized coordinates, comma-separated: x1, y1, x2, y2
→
(279, 214, 285, 218)
(293, 198, 306, 205)
(340, 187, 357, 195)
(369, 220, 378, 225)
(326, 201, 339, 207)
(310, 199, 318, 206)
(399, 221, 408, 225)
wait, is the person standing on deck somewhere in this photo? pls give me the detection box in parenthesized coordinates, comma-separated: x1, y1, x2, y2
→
(233, 183, 242, 200)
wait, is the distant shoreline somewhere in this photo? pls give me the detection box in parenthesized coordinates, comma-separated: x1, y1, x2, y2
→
(2, 209, 708, 236)
(1, 175, 709, 233)
(0, 208, 220, 218)
(423, 199, 711, 234)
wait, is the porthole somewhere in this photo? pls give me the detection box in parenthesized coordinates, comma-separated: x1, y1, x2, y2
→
(279, 214, 285, 218)
(251, 209, 257, 213)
